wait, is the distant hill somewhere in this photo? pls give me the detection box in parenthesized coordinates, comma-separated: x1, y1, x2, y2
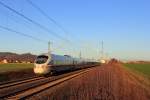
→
(0, 52, 36, 63)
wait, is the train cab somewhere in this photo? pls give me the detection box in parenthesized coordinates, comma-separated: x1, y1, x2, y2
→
(34, 55, 51, 75)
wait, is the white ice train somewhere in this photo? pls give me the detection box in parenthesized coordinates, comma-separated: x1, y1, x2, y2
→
(34, 53, 99, 75)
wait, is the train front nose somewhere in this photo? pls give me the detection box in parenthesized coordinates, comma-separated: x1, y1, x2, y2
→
(34, 55, 50, 75)
(34, 64, 50, 75)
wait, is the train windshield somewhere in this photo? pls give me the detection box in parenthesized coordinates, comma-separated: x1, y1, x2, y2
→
(35, 55, 48, 64)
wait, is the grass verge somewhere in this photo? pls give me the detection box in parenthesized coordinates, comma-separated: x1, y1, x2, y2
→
(0, 63, 34, 82)
(123, 63, 150, 78)
(0, 63, 34, 73)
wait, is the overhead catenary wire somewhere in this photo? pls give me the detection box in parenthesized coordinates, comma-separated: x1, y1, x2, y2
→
(0, 7, 67, 51)
(0, 1, 70, 43)
(0, 1, 86, 57)
(25, 0, 77, 46)
(0, 10, 69, 53)
(0, 25, 68, 52)
(26, 0, 69, 35)
(0, 25, 47, 43)
(0, 9, 43, 37)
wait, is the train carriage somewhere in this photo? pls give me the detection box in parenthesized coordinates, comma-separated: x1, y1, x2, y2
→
(34, 53, 99, 75)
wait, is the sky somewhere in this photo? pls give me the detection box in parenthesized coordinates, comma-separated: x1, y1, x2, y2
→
(0, 0, 150, 61)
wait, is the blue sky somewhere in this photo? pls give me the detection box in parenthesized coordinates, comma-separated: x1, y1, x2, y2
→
(0, 0, 150, 60)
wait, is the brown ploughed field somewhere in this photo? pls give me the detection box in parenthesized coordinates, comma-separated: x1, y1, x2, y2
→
(29, 62, 150, 100)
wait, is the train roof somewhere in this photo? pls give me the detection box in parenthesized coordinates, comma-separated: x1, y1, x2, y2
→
(37, 53, 99, 62)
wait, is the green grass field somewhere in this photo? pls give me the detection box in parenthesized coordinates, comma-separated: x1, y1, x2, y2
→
(0, 63, 34, 73)
(124, 63, 150, 78)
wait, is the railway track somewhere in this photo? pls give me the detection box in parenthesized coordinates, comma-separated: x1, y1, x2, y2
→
(0, 76, 44, 89)
(0, 67, 94, 100)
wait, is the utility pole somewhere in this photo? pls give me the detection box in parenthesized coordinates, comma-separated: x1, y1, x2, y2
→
(101, 41, 104, 59)
(100, 41, 106, 64)
(79, 51, 82, 59)
(48, 41, 51, 54)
